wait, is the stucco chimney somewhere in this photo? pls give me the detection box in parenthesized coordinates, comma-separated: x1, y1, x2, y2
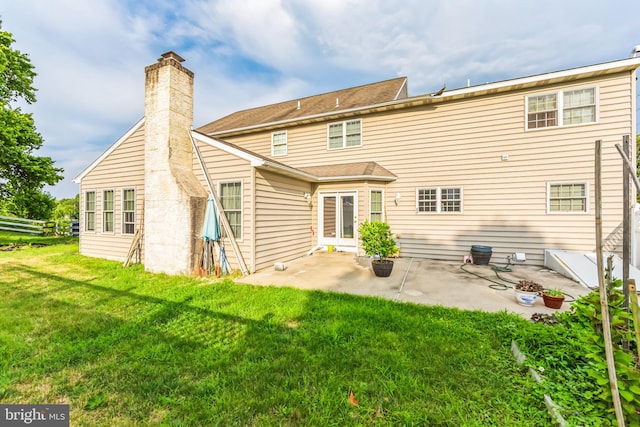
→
(144, 51, 207, 275)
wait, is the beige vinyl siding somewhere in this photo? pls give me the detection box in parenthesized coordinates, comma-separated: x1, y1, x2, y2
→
(376, 74, 631, 264)
(79, 125, 145, 262)
(253, 169, 313, 271)
(193, 140, 255, 272)
(220, 71, 635, 265)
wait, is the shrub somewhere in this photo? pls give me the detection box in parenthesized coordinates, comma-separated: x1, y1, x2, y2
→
(358, 220, 396, 260)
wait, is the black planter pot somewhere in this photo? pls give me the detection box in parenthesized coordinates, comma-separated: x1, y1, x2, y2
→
(371, 260, 394, 277)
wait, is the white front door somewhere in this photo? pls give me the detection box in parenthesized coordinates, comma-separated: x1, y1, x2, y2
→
(319, 192, 357, 248)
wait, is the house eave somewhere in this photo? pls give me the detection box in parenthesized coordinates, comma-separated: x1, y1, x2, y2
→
(256, 161, 318, 182)
(204, 97, 431, 137)
(204, 56, 640, 138)
(314, 175, 397, 183)
(192, 130, 318, 181)
(254, 163, 397, 183)
(442, 56, 640, 101)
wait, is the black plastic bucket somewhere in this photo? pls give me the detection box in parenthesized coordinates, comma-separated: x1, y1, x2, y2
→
(471, 245, 492, 265)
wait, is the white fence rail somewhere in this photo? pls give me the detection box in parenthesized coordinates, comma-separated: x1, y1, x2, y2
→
(0, 216, 57, 234)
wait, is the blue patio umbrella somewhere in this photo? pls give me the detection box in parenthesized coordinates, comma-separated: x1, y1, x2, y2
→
(201, 195, 221, 241)
(201, 195, 221, 275)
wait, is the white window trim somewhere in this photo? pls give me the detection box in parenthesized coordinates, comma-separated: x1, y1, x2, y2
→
(525, 85, 598, 131)
(547, 182, 589, 214)
(369, 189, 384, 222)
(102, 188, 115, 234)
(121, 188, 136, 235)
(84, 189, 96, 233)
(218, 180, 243, 242)
(326, 118, 362, 150)
(271, 130, 287, 156)
(415, 187, 464, 214)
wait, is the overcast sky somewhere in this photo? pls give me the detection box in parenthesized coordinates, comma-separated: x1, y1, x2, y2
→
(1, 0, 639, 199)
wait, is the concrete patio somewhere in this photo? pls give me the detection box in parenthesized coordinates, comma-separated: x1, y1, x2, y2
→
(239, 251, 592, 318)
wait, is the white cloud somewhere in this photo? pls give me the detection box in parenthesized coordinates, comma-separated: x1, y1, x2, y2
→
(0, 0, 638, 199)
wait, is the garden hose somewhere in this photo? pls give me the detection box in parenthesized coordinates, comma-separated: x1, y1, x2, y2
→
(459, 263, 577, 302)
(459, 263, 513, 290)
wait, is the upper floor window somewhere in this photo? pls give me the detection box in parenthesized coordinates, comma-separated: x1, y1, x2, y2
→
(563, 88, 596, 125)
(527, 87, 596, 130)
(548, 183, 587, 213)
(272, 131, 287, 156)
(85, 191, 95, 231)
(417, 187, 462, 213)
(122, 189, 136, 234)
(328, 119, 361, 149)
(103, 190, 114, 232)
(220, 181, 242, 239)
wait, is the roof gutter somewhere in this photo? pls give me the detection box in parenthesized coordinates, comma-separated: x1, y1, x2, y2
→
(313, 174, 396, 182)
(205, 95, 434, 137)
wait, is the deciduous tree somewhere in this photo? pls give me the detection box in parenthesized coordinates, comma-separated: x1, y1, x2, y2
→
(0, 20, 62, 218)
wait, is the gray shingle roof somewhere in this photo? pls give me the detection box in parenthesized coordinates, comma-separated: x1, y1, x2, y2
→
(197, 77, 408, 134)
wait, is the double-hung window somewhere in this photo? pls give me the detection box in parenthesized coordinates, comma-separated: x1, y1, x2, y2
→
(220, 181, 242, 239)
(85, 191, 96, 231)
(417, 187, 462, 213)
(370, 190, 383, 222)
(272, 131, 287, 156)
(527, 94, 557, 129)
(103, 190, 114, 232)
(548, 183, 587, 213)
(122, 189, 135, 234)
(563, 88, 596, 125)
(527, 87, 596, 129)
(328, 119, 361, 149)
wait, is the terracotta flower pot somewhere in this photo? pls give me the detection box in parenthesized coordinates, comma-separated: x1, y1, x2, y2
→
(543, 294, 565, 309)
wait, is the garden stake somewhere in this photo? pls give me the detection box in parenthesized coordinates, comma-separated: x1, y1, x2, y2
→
(629, 280, 640, 361)
(595, 140, 625, 426)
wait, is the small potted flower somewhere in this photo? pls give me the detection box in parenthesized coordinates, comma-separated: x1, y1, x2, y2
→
(358, 220, 397, 277)
(514, 280, 544, 306)
(542, 288, 565, 309)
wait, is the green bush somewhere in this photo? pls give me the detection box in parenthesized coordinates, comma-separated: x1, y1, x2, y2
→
(358, 220, 396, 259)
(517, 285, 640, 426)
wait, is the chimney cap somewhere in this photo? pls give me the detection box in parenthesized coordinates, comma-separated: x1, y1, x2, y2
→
(159, 51, 185, 63)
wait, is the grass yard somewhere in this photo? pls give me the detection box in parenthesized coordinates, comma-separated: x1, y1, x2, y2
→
(0, 233, 554, 426)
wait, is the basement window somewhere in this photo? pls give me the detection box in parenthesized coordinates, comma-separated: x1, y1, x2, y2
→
(103, 190, 114, 233)
(417, 187, 462, 213)
(122, 188, 135, 234)
(328, 119, 361, 149)
(548, 182, 588, 213)
(220, 181, 242, 239)
(85, 191, 95, 231)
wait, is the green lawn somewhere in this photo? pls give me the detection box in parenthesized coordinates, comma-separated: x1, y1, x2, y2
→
(0, 233, 553, 426)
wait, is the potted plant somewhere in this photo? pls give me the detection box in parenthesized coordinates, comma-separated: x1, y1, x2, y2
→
(542, 288, 565, 309)
(358, 220, 397, 277)
(514, 280, 544, 306)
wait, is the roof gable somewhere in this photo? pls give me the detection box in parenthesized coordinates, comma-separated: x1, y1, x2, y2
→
(197, 77, 407, 134)
(73, 118, 145, 183)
